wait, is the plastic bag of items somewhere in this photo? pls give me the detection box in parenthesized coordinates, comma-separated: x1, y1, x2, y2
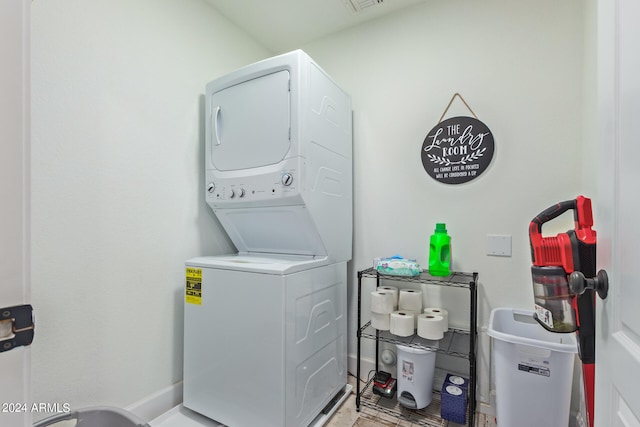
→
(376, 255, 422, 276)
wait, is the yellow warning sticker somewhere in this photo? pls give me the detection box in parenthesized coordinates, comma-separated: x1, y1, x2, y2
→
(185, 267, 202, 305)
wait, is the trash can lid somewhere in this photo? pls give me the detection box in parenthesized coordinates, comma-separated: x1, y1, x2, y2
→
(487, 307, 577, 353)
(396, 337, 440, 353)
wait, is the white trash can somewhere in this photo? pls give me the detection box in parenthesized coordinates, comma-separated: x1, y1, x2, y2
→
(396, 343, 437, 409)
(487, 308, 577, 427)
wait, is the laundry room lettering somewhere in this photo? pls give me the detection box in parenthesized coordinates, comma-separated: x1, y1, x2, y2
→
(421, 116, 495, 184)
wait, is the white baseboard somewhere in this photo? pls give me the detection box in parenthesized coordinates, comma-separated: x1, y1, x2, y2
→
(125, 381, 184, 423)
(348, 353, 376, 382)
(477, 401, 495, 417)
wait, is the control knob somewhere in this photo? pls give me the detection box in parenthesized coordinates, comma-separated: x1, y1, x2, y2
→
(281, 173, 293, 186)
(206, 182, 215, 194)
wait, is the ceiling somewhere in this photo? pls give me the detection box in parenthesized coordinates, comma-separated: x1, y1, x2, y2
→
(205, 0, 427, 52)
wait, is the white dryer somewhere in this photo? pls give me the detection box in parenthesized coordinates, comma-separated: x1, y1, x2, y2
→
(183, 50, 352, 427)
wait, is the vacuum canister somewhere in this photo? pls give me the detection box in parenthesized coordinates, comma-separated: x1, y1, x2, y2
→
(531, 266, 577, 333)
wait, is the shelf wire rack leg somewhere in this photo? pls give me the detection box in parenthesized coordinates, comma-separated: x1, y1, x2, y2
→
(375, 272, 381, 372)
(468, 272, 478, 427)
(356, 270, 363, 411)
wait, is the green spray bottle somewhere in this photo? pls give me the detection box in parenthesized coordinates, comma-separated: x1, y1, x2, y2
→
(429, 223, 451, 276)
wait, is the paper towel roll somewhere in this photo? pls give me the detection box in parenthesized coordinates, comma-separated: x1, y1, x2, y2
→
(424, 307, 448, 332)
(390, 311, 415, 337)
(377, 286, 399, 309)
(417, 314, 445, 340)
(398, 289, 422, 311)
(371, 312, 390, 330)
(371, 290, 395, 314)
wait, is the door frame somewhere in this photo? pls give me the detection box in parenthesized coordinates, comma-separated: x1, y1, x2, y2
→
(0, 1, 32, 426)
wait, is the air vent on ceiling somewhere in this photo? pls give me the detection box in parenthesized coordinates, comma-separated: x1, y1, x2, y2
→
(343, 0, 384, 14)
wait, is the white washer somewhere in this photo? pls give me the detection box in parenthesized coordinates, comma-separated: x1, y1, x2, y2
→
(184, 254, 346, 427)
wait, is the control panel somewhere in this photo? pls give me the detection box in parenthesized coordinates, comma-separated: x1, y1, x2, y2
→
(206, 168, 300, 207)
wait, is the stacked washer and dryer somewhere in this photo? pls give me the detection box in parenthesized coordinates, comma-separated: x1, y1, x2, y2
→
(183, 50, 353, 427)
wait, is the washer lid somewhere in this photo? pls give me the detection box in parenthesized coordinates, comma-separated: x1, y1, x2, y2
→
(186, 254, 328, 274)
(214, 205, 327, 258)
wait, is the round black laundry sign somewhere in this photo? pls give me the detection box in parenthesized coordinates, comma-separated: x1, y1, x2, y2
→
(421, 116, 494, 184)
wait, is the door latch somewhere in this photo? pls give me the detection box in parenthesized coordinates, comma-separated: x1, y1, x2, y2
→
(0, 305, 34, 353)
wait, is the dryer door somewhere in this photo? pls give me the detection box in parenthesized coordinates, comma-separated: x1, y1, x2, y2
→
(208, 70, 291, 171)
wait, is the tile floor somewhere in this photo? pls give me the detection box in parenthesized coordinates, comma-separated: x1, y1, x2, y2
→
(325, 375, 497, 427)
(151, 373, 495, 427)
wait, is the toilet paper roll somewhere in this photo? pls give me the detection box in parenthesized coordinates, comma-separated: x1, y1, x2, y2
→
(444, 374, 469, 391)
(370, 312, 390, 330)
(424, 308, 448, 332)
(398, 289, 422, 311)
(417, 314, 445, 340)
(371, 290, 395, 314)
(403, 309, 420, 329)
(390, 311, 415, 337)
(376, 286, 399, 309)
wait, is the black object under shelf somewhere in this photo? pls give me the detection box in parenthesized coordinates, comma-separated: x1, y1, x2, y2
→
(355, 267, 478, 427)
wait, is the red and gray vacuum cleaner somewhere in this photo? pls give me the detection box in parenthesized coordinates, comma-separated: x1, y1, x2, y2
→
(529, 195, 608, 427)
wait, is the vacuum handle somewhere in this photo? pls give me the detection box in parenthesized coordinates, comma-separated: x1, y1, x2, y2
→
(530, 199, 577, 234)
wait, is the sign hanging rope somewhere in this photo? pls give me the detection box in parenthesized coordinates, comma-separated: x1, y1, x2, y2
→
(437, 92, 478, 124)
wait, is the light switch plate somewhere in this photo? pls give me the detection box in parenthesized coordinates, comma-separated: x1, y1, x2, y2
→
(487, 234, 512, 257)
